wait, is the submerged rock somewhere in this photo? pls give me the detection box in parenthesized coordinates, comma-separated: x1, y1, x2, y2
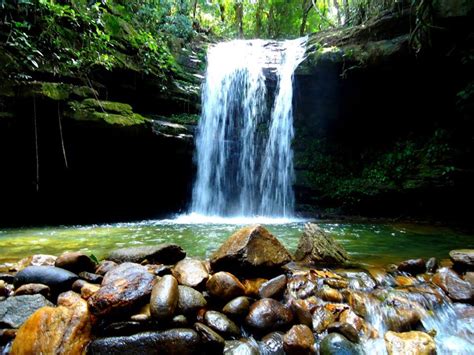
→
(11, 291, 92, 354)
(319, 333, 360, 355)
(210, 225, 292, 275)
(150, 275, 179, 321)
(246, 298, 294, 332)
(172, 259, 209, 288)
(283, 324, 315, 354)
(88, 262, 155, 316)
(449, 249, 474, 271)
(108, 244, 186, 265)
(14, 266, 78, 295)
(432, 267, 473, 302)
(384, 331, 436, 355)
(294, 223, 349, 266)
(206, 272, 245, 300)
(0, 294, 53, 328)
(87, 329, 200, 355)
(55, 252, 96, 274)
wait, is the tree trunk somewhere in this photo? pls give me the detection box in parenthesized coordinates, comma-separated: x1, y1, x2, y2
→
(255, 0, 264, 38)
(235, 1, 244, 38)
(333, 0, 341, 26)
(192, 0, 198, 19)
(299, 0, 312, 36)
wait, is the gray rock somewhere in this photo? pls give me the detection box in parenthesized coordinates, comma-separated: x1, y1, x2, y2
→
(432, 267, 473, 302)
(294, 223, 349, 266)
(224, 339, 260, 355)
(259, 275, 287, 299)
(172, 259, 208, 288)
(150, 275, 178, 321)
(261, 332, 285, 355)
(177, 285, 207, 314)
(0, 294, 53, 328)
(449, 249, 474, 271)
(87, 329, 200, 354)
(95, 261, 117, 276)
(320, 333, 360, 355)
(108, 244, 186, 265)
(14, 266, 78, 295)
(204, 311, 240, 338)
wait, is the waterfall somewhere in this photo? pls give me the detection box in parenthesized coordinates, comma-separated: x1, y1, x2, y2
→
(191, 37, 307, 218)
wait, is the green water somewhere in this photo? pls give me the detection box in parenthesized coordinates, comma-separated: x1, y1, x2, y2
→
(1, 219, 473, 267)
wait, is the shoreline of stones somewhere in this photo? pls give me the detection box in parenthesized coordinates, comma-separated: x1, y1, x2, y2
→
(0, 223, 473, 354)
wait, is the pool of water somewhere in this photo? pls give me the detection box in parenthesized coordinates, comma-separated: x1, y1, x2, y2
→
(1, 216, 473, 267)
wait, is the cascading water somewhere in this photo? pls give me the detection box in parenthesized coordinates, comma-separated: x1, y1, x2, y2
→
(191, 37, 307, 218)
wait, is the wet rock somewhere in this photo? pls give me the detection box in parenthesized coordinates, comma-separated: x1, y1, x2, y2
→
(290, 299, 314, 328)
(13, 255, 57, 271)
(259, 275, 287, 299)
(398, 259, 426, 275)
(222, 296, 251, 318)
(55, 252, 96, 274)
(394, 275, 416, 287)
(0, 329, 16, 344)
(72, 279, 88, 293)
(312, 306, 335, 333)
(246, 298, 294, 332)
(13, 283, 50, 298)
(464, 272, 474, 288)
(108, 244, 186, 265)
(172, 259, 208, 288)
(204, 310, 240, 338)
(224, 339, 260, 355)
(80, 283, 100, 300)
(339, 309, 366, 333)
(87, 329, 200, 355)
(210, 225, 292, 275)
(207, 272, 245, 300)
(320, 333, 360, 355)
(294, 223, 349, 266)
(384, 331, 436, 355)
(449, 249, 474, 271)
(79, 271, 103, 284)
(320, 286, 343, 303)
(327, 322, 360, 343)
(432, 267, 473, 302)
(11, 291, 92, 354)
(131, 304, 151, 322)
(283, 324, 315, 354)
(177, 285, 207, 314)
(0, 274, 14, 284)
(338, 270, 377, 291)
(325, 278, 349, 289)
(287, 275, 317, 299)
(98, 321, 150, 337)
(243, 278, 268, 297)
(154, 265, 173, 276)
(95, 260, 118, 276)
(88, 263, 155, 316)
(150, 275, 178, 321)
(346, 291, 368, 317)
(194, 322, 225, 353)
(425, 258, 438, 274)
(261, 331, 285, 355)
(0, 281, 7, 298)
(170, 315, 189, 327)
(14, 266, 78, 295)
(0, 294, 53, 328)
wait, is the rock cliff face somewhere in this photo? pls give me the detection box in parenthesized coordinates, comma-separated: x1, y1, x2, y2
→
(292, 3, 474, 221)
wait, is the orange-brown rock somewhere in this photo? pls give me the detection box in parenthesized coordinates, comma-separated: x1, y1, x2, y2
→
(206, 271, 245, 300)
(210, 225, 292, 275)
(10, 291, 93, 354)
(242, 278, 267, 298)
(283, 324, 315, 354)
(384, 331, 436, 355)
(172, 259, 209, 288)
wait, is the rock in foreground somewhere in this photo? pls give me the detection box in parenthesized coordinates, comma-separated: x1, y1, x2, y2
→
(384, 331, 436, 355)
(0, 294, 53, 328)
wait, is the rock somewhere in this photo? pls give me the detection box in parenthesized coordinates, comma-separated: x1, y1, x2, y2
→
(98, 321, 150, 337)
(464, 272, 474, 288)
(320, 286, 343, 303)
(154, 265, 173, 276)
(259, 275, 287, 299)
(398, 259, 426, 275)
(13, 255, 57, 271)
(177, 285, 207, 314)
(87, 329, 200, 354)
(432, 267, 473, 302)
(327, 322, 360, 343)
(320, 333, 360, 355)
(395, 276, 416, 287)
(170, 315, 189, 327)
(290, 299, 314, 328)
(55, 252, 96, 274)
(10, 292, 92, 354)
(172, 259, 209, 288)
(79, 272, 103, 284)
(13, 283, 50, 298)
(261, 332, 285, 354)
(312, 306, 335, 333)
(95, 260, 118, 276)
(0, 274, 14, 284)
(384, 331, 436, 355)
(150, 275, 179, 321)
(283, 324, 315, 354)
(206, 272, 245, 300)
(243, 278, 268, 297)
(449, 249, 474, 271)
(14, 266, 78, 295)
(108, 244, 186, 265)
(131, 304, 151, 322)
(80, 283, 100, 300)
(204, 311, 240, 338)
(88, 263, 155, 316)
(0, 281, 7, 298)
(246, 298, 294, 332)
(0, 294, 53, 328)
(294, 223, 349, 266)
(346, 291, 368, 317)
(224, 339, 260, 355)
(325, 278, 349, 289)
(210, 225, 292, 275)
(339, 309, 366, 333)
(72, 279, 89, 293)
(425, 258, 438, 274)
(194, 322, 225, 353)
(0, 328, 16, 343)
(222, 296, 251, 318)
(338, 270, 377, 291)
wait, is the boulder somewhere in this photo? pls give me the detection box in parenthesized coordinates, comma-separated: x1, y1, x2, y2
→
(10, 292, 92, 354)
(55, 252, 96, 274)
(177, 285, 207, 314)
(294, 223, 349, 266)
(108, 244, 186, 265)
(88, 263, 155, 316)
(87, 329, 200, 355)
(172, 259, 208, 288)
(150, 275, 179, 321)
(449, 249, 474, 271)
(246, 298, 294, 332)
(432, 267, 473, 302)
(320, 333, 360, 355)
(0, 294, 53, 328)
(204, 311, 240, 338)
(283, 324, 315, 354)
(210, 225, 292, 275)
(14, 266, 78, 295)
(384, 331, 436, 355)
(206, 272, 245, 300)
(259, 275, 287, 299)
(397, 259, 426, 275)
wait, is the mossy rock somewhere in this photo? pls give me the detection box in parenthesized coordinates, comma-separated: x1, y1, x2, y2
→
(21, 82, 97, 101)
